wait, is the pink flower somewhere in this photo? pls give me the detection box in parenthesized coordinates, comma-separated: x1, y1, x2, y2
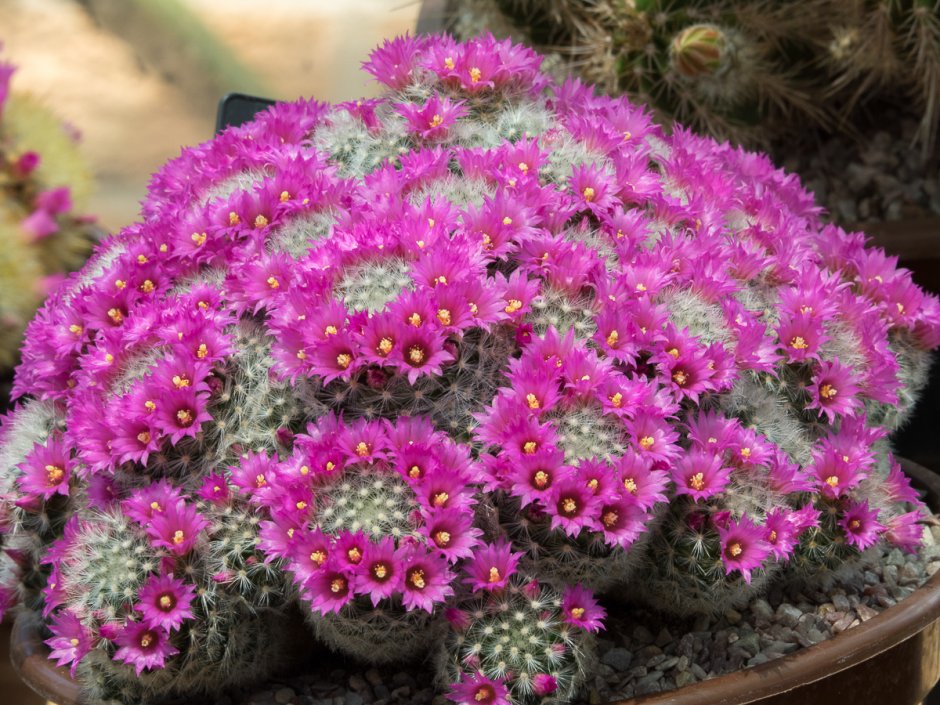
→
(396, 96, 468, 140)
(597, 497, 647, 549)
(17, 437, 72, 500)
(153, 387, 211, 445)
(45, 610, 92, 678)
(113, 621, 179, 675)
(671, 451, 731, 501)
(400, 548, 454, 612)
(776, 312, 826, 363)
(807, 359, 861, 423)
(363, 34, 426, 90)
(463, 539, 523, 592)
(616, 453, 669, 510)
(506, 448, 571, 507)
(885, 511, 924, 554)
(423, 510, 482, 562)
(718, 515, 771, 584)
(145, 500, 209, 555)
(305, 561, 354, 614)
(839, 501, 885, 550)
(549, 480, 601, 537)
(136, 573, 196, 632)
(811, 450, 866, 499)
(352, 537, 402, 606)
(561, 584, 606, 632)
(448, 672, 510, 705)
(196, 473, 231, 504)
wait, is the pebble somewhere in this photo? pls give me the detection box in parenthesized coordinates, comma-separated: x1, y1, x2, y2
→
(775, 604, 803, 628)
(601, 647, 633, 671)
(206, 524, 936, 705)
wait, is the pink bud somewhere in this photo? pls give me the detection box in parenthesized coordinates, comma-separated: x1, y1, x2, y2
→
(20, 209, 58, 240)
(533, 674, 558, 696)
(444, 607, 470, 630)
(366, 368, 390, 388)
(521, 580, 541, 599)
(712, 510, 732, 530)
(276, 427, 295, 448)
(12, 151, 39, 177)
(515, 323, 533, 346)
(98, 621, 121, 640)
(36, 187, 72, 215)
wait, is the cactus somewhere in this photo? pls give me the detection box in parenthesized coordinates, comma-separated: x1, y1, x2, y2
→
(0, 49, 97, 371)
(0, 31, 938, 705)
(450, 0, 940, 152)
(436, 576, 602, 705)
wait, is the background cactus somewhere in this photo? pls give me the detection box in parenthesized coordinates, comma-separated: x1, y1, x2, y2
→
(0, 48, 97, 374)
(0, 30, 938, 705)
(446, 0, 940, 153)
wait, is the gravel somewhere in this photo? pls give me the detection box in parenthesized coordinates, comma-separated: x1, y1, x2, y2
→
(210, 526, 940, 705)
(773, 101, 940, 225)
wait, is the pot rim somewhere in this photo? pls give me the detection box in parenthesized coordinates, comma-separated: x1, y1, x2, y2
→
(619, 457, 940, 705)
(10, 459, 940, 705)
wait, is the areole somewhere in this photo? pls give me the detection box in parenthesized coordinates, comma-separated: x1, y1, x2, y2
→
(11, 460, 940, 705)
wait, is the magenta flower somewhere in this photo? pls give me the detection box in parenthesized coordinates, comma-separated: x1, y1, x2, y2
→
(839, 501, 885, 550)
(305, 561, 354, 614)
(717, 514, 771, 584)
(448, 672, 510, 705)
(883, 460, 921, 505)
(885, 511, 924, 554)
(17, 437, 72, 500)
(136, 573, 196, 632)
(506, 448, 571, 507)
(363, 34, 426, 90)
(807, 359, 861, 423)
(671, 450, 731, 501)
(153, 387, 211, 445)
(45, 610, 92, 678)
(561, 584, 606, 632)
(776, 312, 826, 363)
(463, 539, 523, 592)
(145, 500, 209, 555)
(811, 450, 866, 499)
(423, 510, 482, 562)
(616, 453, 669, 511)
(112, 621, 179, 675)
(597, 497, 647, 549)
(396, 96, 468, 140)
(549, 480, 601, 537)
(352, 537, 402, 606)
(400, 548, 454, 612)
(196, 473, 231, 504)
(122, 480, 184, 524)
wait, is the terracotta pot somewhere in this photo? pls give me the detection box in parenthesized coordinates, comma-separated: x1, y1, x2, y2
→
(11, 459, 940, 705)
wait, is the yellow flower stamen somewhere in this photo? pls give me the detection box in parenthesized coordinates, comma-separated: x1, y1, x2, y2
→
(688, 472, 705, 491)
(336, 353, 353, 369)
(355, 442, 370, 457)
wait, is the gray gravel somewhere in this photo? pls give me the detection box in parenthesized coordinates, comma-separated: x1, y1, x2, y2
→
(214, 526, 940, 705)
(775, 102, 940, 225)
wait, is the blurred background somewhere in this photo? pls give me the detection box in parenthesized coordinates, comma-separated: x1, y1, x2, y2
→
(1, 0, 420, 232)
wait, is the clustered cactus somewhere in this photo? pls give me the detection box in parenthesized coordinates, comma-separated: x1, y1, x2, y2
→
(447, 0, 940, 150)
(0, 31, 939, 705)
(0, 46, 97, 372)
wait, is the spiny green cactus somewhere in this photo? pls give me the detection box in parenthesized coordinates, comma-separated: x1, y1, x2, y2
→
(436, 579, 598, 705)
(451, 0, 940, 151)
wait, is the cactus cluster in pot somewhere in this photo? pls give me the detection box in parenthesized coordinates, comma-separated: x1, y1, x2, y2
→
(446, 0, 940, 151)
(1, 31, 939, 705)
(0, 46, 97, 372)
